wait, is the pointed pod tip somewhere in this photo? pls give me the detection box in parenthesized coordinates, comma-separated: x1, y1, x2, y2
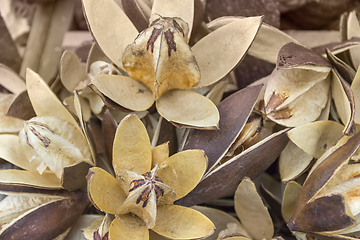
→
(86, 167, 96, 182)
(25, 68, 38, 80)
(286, 218, 296, 231)
(26, 67, 33, 73)
(196, 149, 209, 167)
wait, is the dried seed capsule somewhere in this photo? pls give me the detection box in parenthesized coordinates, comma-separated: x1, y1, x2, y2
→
(19, 116, 92, 179)
(88, 61, 120, 80)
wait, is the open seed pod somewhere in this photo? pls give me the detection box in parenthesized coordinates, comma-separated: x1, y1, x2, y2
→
(0, 189, 89, 240)
(285, 131, 360, 238)
(85, 113, 215, 239)
(19, 116, 92, 175)
(0, 119, 90, 238)
(264, 42, 331, 127)
(176, 85, 289, 206)
(8, 68, 96, 191)
(0, 111, 89, 239)
(60, 50, 109, 118)
(82, 0, 263, 129)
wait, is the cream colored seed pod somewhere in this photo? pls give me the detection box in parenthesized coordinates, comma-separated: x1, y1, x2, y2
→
(19, 116, 93, 179)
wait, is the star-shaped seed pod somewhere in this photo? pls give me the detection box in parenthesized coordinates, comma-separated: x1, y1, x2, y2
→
(86, 113, 215, 239)
(82, 0, 263, 129)
(122, 16, 200, 100)
(115, 165, 176, 228)
(282, 131, 360, 239)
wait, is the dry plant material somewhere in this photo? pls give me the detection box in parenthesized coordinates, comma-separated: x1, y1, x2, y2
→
(83, 0, 262, 129)
(90, 74, 154, 112)
(19, 1, 53, 78)
(233, 178, 274, 240)
(60, 50, 106, 119)
(81, 214, 113, 240)
(37, 0, 74, 83)
(0, 93, 24, 133)
(0, 190, 89, 240)
(279, 140, 313, 182)
(122, 16, 200, 100)
(195, 178, 281, 240)
(176, 85, 289, 206)
(156, 90, 219, 129)
(325, 42, 360, 127)
(102, 109, 117, 166)
(0, 59, 97, 238)
(0, 64, 26, 95)
(192, 206, 244, 240)
(0, 67, 96, 191)
(286, 131, 360, 238)
(6, 91, 37, 120)
(207, 16, 301, 65)
(287, 120, 345, 159)
(264, 42, 331, 127)
(151, 117, 178, 156)
(327, 50, 356, 135)
(26, 68, 80, 130)
(5, 0, 360, 239)
(19, 116, 92, 173)
(86, 114, 215, 239)
(352, 65, 360, 125)
(60, 50, 88, 92)
(282, 0, 356, 30)
(121, 0, 149, 32)
(279, 120, 345, 182)
(205, 0, 279, 27)
(86, 42, 112, 72)
(341, 10, 360, 69)
(0, 15, 21, 72)
(18, 116, 93, 190)
(20, 0, 74, 83)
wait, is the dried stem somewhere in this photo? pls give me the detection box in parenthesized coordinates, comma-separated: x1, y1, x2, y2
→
(20, 1, 54, 79)
(38, 0, 74, 84)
